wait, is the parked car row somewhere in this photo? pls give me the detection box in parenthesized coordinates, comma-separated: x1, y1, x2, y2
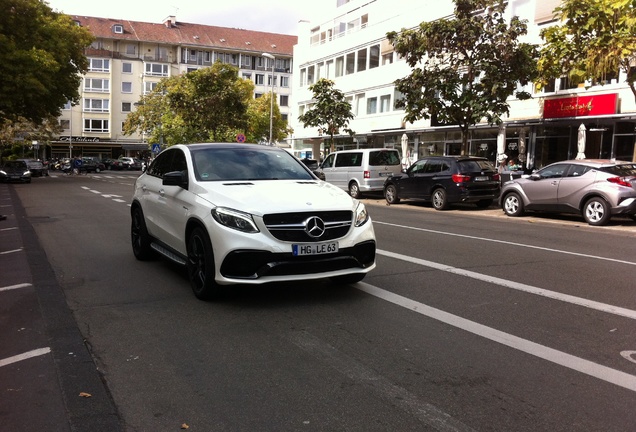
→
(311, 150, 636, 226)
(0, 160, 32, 183)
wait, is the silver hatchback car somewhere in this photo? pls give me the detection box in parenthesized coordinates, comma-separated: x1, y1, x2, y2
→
(499, 159, 636, 226)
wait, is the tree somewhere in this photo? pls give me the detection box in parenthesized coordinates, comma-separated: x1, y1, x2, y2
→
(297, 78, 354, 153)
(124, 63, 255, 145)
(246, 92, 291, 144)
(387, 0, 538, 155)
(538, 0, 636, 101)
(0, 0, 93, 127)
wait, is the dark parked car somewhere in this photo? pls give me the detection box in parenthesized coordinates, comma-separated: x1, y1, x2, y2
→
(383, 156, 500, 209)
(81, 158, 106, 173)
(0, 160, 32, 183)
(299, 158, 325, 180)
(17, 159, 47, 177)
(101, 158, 124, 170)
(500, 159, 636, 226)
(118, 157, 142, 170)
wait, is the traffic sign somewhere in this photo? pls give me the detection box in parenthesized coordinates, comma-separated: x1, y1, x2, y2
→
(152, 144, 161, 153)
(236, 133, 246, 143)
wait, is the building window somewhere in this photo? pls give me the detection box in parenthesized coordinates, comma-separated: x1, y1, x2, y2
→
(122, 102, 132, 112)
(144, 81, 158, 94)
(268, 75, 277, 86)
(88, 58, 110, 72)
(300, 68, 306, 86)
(282, 113, 288, 122)
(369, 45, 380, 69)
(60, 119, 70, 129)
(255, 74, 264, 85)
(280, 76, 289, 87)
(126, 44, 136, 55)
(145, 63, 168, 77)
(122, 62, 132, 74)
(382, 52, 393, 65)
(84, 119, 109, 133)
(83, 98, 110, 113)
(380, 95, 391, 113)
(255, 93, 263, 98)
(205, 51, 211, 62)
(84, 78, 110, 92)
(187, 67, 198, 73)
(243, 73, 252, 81)
(335, 56, 344, 77)
(307, 65, 315, 85)
(113, 24, 123, 34)
(63, 101, 72, 110)
(189, 49, 197, 61)
(280, 95, 289, 106)
(346, 53, 355, 75)
(366, 97, 377, 114)
(122, 82, 132, 93)
(357, 48, 367, 72)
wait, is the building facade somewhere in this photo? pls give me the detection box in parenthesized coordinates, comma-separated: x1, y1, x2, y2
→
(290, 0, 636, 169)
(53, 15, 297, 160)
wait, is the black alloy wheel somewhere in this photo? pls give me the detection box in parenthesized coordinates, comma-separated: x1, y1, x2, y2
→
(131, 206, 154, 260)
(187, 226, 221, 300)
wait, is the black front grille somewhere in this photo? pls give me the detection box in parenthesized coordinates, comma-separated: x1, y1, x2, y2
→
(263, 211, 353, 242)
(220, 241, 376, 279)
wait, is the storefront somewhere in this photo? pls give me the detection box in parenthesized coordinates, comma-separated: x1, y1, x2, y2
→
(50, 136, 150, 161)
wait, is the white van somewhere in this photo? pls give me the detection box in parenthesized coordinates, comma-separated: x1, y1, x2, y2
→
(317, 148, 402, 198)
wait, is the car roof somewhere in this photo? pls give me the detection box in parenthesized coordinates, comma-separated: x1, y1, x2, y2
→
(548, 159, 633, 168)
(330, 148, 399, 154)
(418, 155, 489, 161)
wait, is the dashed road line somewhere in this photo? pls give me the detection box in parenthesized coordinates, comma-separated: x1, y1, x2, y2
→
(0, 348, 52, 368)
(0, 283, 32, 292)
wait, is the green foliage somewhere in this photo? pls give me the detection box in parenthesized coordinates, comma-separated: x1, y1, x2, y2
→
(246, 92, 290, 144)
(538, 0, 636, 100)
(297, 78, 354, 152)
(0, 0, 93, 127)
(124, 62, 255, 145)
(387, 0, 538, 154)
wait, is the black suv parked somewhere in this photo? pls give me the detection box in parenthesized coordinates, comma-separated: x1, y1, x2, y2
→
(383, 156, 500, 210)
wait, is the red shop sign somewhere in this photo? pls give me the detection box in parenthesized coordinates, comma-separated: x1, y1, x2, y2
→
(543, 93, 618, 119)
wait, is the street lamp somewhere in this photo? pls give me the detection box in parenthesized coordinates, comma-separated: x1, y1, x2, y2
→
(262, 52, 275, 145)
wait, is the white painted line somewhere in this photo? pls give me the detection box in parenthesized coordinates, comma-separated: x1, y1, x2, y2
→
(0, 283, 32, 292)
(112, 199, 126, 203)
(377, 249, 636, 320)
(0, 227, 18, 232)
(89, 190, 101, 194)
(356, 282, 636, 392)
(0, 347, 51, 367)
(288, 330, 476, 432)
(0, 248, 23, 255)
(374, 221, 636, 266)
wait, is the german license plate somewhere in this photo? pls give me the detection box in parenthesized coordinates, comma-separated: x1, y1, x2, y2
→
(475, 176, 488, 181)
(292, 242, 338, 256)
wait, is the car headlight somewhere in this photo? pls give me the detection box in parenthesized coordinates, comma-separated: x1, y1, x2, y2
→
(211, 207, 259, 233)
(354, 202, 369, 227)
(0, 170, 6, 175)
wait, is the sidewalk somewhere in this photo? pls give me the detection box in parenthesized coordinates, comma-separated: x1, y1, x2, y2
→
(0, 183, 121, 431)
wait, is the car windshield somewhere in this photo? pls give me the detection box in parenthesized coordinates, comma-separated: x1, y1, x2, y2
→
(191, 147, 315, 181)
(601, 163, 636, 176)
(5, 161, 27, 169)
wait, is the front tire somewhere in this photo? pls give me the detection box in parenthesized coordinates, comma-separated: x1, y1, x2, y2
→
(431, 188, 448, 210)
(583, 197, 610, 226)
(131, 206, 154, 260)
(349, 181, 361, 199)
(187, 227, 221, 300)
(502, 192, 524, 217)
(384, 184, 400, 204)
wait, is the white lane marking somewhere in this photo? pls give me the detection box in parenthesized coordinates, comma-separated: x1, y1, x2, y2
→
(621, 351, 636, 365)
(0, 347, 51, 367)
(287, 331, 476, 432)
(112, 199, 127, 203)
(102, 194, 122, 198)
(1, 227, 18, 232)
(377, 249, 636, 320)
(0, 248, 23, 255)
(0, 283, 32, 292)
(374, 221, 636, 266)
(356, 282, 636, 392)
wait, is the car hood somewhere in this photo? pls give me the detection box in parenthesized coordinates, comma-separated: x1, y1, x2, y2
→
(194, 179, 359, 216)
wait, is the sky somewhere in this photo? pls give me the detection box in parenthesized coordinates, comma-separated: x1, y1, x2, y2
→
(44, 0, 308, 35)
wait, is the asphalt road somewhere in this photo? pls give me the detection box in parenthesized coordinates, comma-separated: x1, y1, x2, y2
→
(2, 171, 636, 431)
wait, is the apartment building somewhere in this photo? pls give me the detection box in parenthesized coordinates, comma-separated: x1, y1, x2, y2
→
(53, 15, 297, 160)
(290, 0, 636, 169)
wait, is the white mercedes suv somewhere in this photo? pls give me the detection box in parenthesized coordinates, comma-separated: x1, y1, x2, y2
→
(130, 143, 376, 300)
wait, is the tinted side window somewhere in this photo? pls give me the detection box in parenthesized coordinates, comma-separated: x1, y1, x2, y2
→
(601, 163, 636, 176)
(335, 153, 362, 167)
(566, 165, 592, 177)
(458, 160, 493, 172)
(321, 153, 335, 168)
(369, 150, 400, 166)
(170, 150, 187, 172)
(148, 150, 174, 178)
(539, 164, 569, 179)
(424, 160, 443, 173)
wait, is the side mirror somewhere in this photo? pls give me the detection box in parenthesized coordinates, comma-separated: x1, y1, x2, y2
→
(163, 170, 188, 188)
(529, 173, 541, 181)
